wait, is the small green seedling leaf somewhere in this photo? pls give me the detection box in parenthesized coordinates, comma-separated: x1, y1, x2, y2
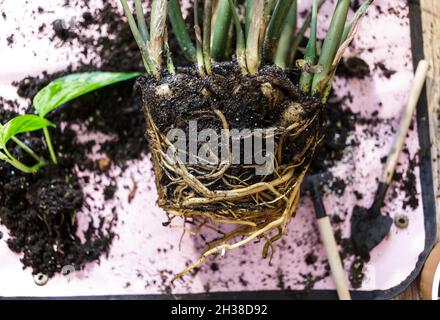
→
(33, 72, 141, 117)
(0, 115, 55, 147)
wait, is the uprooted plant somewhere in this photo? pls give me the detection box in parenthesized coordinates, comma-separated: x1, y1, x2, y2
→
(119, 0, 373, 280)
(0, 72, 140, 172)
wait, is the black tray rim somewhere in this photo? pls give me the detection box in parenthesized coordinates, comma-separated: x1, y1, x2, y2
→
(1, 0, 436, 301)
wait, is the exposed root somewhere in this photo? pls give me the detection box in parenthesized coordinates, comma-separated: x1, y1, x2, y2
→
(171, 175, 303, 282)
(139, 65, 324, 280)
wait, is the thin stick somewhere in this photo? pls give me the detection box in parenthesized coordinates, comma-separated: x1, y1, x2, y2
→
(382, 60, 429, 184)
(317, 217, 352, 300)
(120, 0, 146, 48)
(168, 0, 196, 61)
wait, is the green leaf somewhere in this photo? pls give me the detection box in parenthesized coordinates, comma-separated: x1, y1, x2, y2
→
(33, 72, 141, 117)
(0, 115, 55, 147)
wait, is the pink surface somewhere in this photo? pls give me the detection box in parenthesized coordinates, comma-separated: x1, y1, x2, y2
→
(0, 0, 426, 297)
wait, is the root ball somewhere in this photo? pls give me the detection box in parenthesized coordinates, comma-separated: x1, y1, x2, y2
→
(137, 63, 325, 278)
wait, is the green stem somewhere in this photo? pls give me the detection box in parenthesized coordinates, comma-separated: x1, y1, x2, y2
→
(228, 0, 247, 74)
(321, 74, 334, 104)
(264, 0, 292, 61)
(288, 0, 326, 68)
(4, 159, 35, 174)
(134, 0, 149, 43)
(43, 127, 58, 164)
(211, 0, 232, 61)
(203, 0, 213, 74)
(11, 136, 42, 162)
(340, 0, 373, 46)
(264, 0, 277, 18)
(225, 21, 235, 61)
(164, 29, 176, 75)
(274, 0, 297, 68)
(299, 0, 319, 94)
(245, 0, 254, 39)
(168, 0, 196, 61)
(322, 0, 374, 103)
(246, 0, 265, 75)
(149, 0, 167, 76)
(0, 151, 8, 161)
(194, 0, 205, 76)
(311, 0, 350, 95)
(120, 0, 144, 47)
(120, 0, 154, 74)
(2, 147, 41, 174)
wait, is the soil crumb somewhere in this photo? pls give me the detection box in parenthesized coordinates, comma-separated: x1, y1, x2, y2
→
(375, 62, 397, 79)
(336, 57, 371, 79)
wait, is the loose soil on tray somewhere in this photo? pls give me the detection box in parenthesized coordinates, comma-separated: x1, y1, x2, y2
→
(0, 114, 114, 277)
(0, 0, 420, 291)
(0, 1, 149, 278)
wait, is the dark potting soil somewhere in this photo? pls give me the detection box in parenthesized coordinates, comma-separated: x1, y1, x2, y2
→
(400, 152, 420, 211)
(309, 96, 357, 175)
(0, 108, 116, 277)
(141, 63, 318, 133)
(17, 75, 147, 166)
(0, 1, 148, 278)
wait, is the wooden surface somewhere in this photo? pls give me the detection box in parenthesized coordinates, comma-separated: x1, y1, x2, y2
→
(394, 0, 440, 300)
